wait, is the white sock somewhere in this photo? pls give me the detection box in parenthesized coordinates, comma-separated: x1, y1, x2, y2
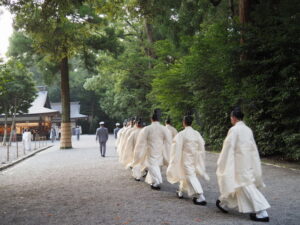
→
(196, 194, 206, 202)
(256, 210, 268, 218)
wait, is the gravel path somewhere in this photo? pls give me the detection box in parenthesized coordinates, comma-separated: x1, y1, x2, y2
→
(0, 135, 299, 225)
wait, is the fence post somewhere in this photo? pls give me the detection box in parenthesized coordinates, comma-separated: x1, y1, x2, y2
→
(16, 137, 19, 158)
(6, 142, 9, 162)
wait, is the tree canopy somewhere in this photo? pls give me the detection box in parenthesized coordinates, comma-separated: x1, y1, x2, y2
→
(2, 0, 300, 160)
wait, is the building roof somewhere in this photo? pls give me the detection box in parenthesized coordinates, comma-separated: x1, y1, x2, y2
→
(27, 91, 59, 115)
(51, 102, 88, 119)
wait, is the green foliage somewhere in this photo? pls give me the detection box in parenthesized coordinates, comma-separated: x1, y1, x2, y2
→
(239, 0, 300, 160)
(0, 60, 37, 115)
(84, 40, 153, 122)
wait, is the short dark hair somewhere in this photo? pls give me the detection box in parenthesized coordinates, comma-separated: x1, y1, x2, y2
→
(183, 115, 193, 126)
(152, 109, 161, 121)
(231, 107, 244, 120)
(165, 118, 171, 124)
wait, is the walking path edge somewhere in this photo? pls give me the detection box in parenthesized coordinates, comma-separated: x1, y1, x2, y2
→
(0, 145, 53, 171)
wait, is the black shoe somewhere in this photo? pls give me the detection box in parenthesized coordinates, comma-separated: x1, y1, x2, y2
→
(142, 170, 148, 178)
(193, 197, 207, 206)
(103, 155, 105, 157)
(216, 200, 228, 213)
(250, 213, 269, 222)
(134, 178, 140, 181)
(150, 184, 161, 190)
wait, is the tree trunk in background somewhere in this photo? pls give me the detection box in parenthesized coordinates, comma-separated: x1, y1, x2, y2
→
(8, 104, 17, 145)
(60, 56, 72, 149)
(144, 20, 156, 63)
(239, 0, 251, 60)
(2, 113, 8, 146)
(229, 0, 235, 18)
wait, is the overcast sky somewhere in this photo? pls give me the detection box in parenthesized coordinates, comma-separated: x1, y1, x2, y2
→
(0, 6, 13, 60)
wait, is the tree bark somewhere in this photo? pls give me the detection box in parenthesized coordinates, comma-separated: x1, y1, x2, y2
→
(229, 0, 235, 18)
(144, 20, 156, 61)
(8, 104, 17, 145)
(60, 56, 72, 149)
(239, 0, 251, 60)
(2, 112, 8, 146)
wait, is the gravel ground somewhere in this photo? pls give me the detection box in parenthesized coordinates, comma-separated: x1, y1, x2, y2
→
(0, 135, 299, 225)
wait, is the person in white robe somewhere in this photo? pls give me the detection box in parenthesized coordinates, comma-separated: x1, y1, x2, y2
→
(116, 120, 129, 156)
(121, 118, 143, 170)
(167, 114, 209, 205)
(22, 129, 32, 151)
(132, 109, 172, 190)
(118, 118, 136, 162)
(216, 107, 270, 222)
(165, 118, 178, 139)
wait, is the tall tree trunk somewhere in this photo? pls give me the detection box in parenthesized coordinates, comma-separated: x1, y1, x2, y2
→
(229, 0, 235, 18)
(239, 0, 251, 60)
(8, 104, 17, 145)
(144, 19, 156, 64)
(60, 56, 72, 149)
(2, 112, 8, 146)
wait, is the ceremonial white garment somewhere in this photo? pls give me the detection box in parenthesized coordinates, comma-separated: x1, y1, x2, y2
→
(122, 127, 143, 168)
(116, 126, 129, 156)
(22, 131, 32, 151)
(216, 121, 270, 213)
(167, 126, 209, 196)
(132, 121, 172, 186)
(166, 124, 178, 139)
(120, 127, 140, 167)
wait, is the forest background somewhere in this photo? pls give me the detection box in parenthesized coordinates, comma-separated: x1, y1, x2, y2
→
(1, 0, 299, 161)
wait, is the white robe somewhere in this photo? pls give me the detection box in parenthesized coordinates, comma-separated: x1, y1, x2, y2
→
(120, 127, 140, 167)
(132, 121, 172, 186)
(216, 121, 270, 213)
(167, 126, 209, 196)
(166, 124, 178, 139)
(120, 127, 143, 169)
(116, 126, 129, 156)
(22, 131, 32, 151)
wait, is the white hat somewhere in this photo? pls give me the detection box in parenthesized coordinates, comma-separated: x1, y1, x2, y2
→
(116, 123, 120, 126)
(99, 121, 104, 125)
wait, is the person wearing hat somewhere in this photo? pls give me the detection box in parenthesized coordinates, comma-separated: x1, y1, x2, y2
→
(216, 107, 270, 222)
(96, 121, 109, 157)
(114, 123, 121, 139)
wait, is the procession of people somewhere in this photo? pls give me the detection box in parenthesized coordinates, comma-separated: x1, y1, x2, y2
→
(110, 107, 270, 223)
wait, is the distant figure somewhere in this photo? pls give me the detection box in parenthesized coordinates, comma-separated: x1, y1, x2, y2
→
(114, 123, 121, 139)
(22, 129, 32, 151)
(75, 126, 81, 141)
(96, 121, 109, 157)
(165, 117, 178, 139)
(50, 127, 56, 143)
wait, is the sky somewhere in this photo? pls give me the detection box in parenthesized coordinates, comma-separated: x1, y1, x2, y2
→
(0, 6, 13, 60)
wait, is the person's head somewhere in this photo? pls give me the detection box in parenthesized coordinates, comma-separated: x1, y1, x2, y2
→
(165, 117, 171, 125)
(230, 107, 244, 125)
(116, 123, 120, 127)
(151, 109, 161, 122)
(135, 118, 143, 128)
(99, 121, 105, 127)
(131, 117, 136, 127)
(183, 115, 193, 127)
